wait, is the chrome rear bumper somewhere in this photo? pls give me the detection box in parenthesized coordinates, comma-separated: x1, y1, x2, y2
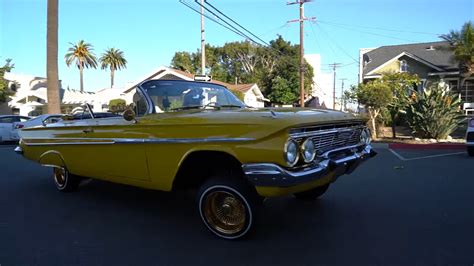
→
(14, 146, 23, 155)
(243, 144, 376, 187)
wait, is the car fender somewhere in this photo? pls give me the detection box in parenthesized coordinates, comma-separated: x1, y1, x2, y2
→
(39, 150, 67, 169)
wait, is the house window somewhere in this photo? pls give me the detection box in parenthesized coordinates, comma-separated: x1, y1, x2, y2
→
(400, 60, 408, 72)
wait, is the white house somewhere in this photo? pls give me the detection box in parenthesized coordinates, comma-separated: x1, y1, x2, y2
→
(1, 66, 268, 116)
(121, 66, 269, 108)
(2, 72, 124, 116)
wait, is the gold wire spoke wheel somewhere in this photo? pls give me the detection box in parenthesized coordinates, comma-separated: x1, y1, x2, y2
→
(203, 191, 247, 235)
(53, 168, 67, 187)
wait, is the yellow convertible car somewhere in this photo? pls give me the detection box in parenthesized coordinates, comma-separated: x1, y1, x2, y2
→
(16, 79, 376, 239)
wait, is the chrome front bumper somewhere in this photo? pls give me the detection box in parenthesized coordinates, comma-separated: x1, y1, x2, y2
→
(14, 146, 23, 154)
(243, 144, 377, 187)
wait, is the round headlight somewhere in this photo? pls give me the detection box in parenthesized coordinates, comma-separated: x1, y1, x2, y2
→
(360, 128, 371, 144)
(284, 139, 299, 167)
(301, 138, 316, 163)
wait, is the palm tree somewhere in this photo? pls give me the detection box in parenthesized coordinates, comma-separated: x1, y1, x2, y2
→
(65, 40, 98, 92)
(46, 0, 61, 114)
(441, 21, 474, 89)
(99, 48, 127, 88)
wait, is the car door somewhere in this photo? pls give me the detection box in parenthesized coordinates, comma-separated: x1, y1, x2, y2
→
(11, 116, 30, 140)
(0, 117, 13, 142)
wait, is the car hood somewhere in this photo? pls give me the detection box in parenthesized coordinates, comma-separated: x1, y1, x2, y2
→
(142, 108, 361, 125)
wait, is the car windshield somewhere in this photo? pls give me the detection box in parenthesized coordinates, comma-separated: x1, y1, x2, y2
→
(139, 80, 245, 113)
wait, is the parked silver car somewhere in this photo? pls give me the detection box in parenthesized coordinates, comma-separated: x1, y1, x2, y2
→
(0, 115, 31, 142)
(467, 117, 474, 156)
(17, 114, 62, 128)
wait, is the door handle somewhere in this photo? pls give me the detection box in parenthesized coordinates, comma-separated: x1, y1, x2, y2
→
(82, 128, 94, 133)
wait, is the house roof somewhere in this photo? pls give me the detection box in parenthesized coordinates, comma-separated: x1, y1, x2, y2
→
(362, 41, 456, 76)
(123, 66, 258, 93)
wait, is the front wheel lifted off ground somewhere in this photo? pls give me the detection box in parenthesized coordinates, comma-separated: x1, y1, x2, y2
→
(197, 176, 260, 240)
(53, 167, 81, 192)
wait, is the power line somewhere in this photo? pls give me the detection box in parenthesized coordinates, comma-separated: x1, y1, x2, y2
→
(187, 0, 265, 46)
(204, 0, 271, 46)
(315, 22, 359, 64)
(179, 1, 248, 39)
(318, 21, 417, 42)
(318, 20, 442, 36)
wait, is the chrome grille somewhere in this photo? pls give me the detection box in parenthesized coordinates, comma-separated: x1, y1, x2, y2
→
(291, 124, 364, 155)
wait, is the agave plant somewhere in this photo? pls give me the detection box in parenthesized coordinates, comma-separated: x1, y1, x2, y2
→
(405, 82, 465, 139)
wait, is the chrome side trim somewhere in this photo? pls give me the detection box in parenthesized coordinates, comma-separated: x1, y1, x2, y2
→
(22, 137, 254, 146)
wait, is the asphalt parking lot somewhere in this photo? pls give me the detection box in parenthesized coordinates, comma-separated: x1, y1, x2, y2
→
(1, 144, 473, 265)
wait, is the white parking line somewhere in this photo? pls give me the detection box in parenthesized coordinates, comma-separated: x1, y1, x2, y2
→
(389, 148, 465, 161)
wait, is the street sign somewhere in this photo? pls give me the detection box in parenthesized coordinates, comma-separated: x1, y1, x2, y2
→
(194, 75, 212, 82)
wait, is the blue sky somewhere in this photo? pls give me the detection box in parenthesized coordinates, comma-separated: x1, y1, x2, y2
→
(1, 0, 472, 92)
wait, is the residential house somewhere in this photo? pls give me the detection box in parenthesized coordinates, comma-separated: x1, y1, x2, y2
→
(359, 41, 473, 108)
(3, 72, 124, 116)
(122, 66, 269, 108)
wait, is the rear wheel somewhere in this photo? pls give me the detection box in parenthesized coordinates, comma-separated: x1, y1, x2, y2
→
(53, 167, 81, 192)
(468, 147, 474, 157)
(294, 184, 330, 200)
(197, 176, 259, 240)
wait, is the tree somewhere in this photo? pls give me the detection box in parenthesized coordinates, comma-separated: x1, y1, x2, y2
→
(268, 76, 297, 104)
(65, 40, 98, 92)
(355, 80, 393, 138)
(100, 48, 127, 88)
(381, 72, 420, 138)
(441, 21, 474, 88)
(0, 59, 14, 103)
(171, 51, 195, 73)
(46, 0, 61, 114)
(108, 98, 126, 113)
(169, 36, 314, 105)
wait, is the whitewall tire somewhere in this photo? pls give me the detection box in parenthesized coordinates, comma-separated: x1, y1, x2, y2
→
(53, 167, 80, 192)
(197, 177, 259, 240)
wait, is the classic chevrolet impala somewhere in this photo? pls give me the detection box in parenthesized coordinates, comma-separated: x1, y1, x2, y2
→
(16, 79, 376, 239)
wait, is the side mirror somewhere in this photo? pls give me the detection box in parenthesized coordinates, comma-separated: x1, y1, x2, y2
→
(123, 109, 136, 122)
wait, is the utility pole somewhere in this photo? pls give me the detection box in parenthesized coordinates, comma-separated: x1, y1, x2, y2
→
(200, 0, 205, 75)
(328, 63, 342, 109)
(340, 78, 347, 111)
(287, 0, 315, 107)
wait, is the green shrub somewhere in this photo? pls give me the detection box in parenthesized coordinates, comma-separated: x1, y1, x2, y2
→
(405, 84, 464, 139)
(108, 98, 127, 113)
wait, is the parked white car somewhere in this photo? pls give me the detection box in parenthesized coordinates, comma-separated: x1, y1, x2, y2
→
(0, 115, 31, 142)
(467, 117, 474, 157)
(18, 114, 62, 129)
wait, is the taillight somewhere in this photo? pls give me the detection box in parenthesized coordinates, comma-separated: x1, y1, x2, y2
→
(15, 124, 24, 129)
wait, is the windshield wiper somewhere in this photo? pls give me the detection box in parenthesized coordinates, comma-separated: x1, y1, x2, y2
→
(203, 103, 244, 109)
(170, 105, 202, 111)
(171, 104, 244, 111)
